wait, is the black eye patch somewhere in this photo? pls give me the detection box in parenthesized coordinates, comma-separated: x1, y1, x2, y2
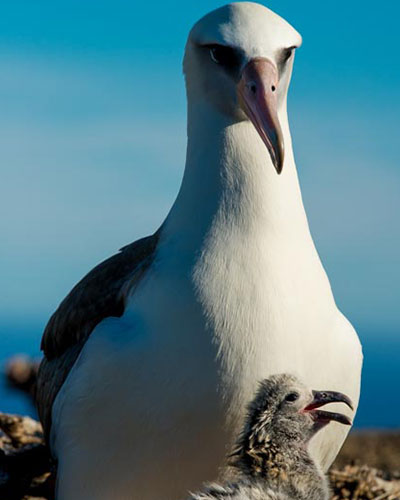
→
(282, 47, 295, 62)
(202, 44, 242, 72)
(278, 45, 297, 75)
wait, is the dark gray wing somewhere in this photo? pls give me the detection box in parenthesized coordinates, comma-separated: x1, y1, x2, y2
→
(35, 231, 160, 441)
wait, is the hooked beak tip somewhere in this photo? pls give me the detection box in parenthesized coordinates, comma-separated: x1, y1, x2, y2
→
(303, 390, 354, 427)
(272, 139, 284, 175)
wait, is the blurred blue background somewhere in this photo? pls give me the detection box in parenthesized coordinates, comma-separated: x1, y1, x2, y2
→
(0, 1, 399, 426)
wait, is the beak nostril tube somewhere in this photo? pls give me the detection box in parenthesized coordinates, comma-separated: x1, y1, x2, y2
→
(271, 85, 276, 92)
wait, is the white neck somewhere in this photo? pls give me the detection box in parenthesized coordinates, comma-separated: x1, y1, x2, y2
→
(159, 96, 337, 402)
(164, 98, 320, 257)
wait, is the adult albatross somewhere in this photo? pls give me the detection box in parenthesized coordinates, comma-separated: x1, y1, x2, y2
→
(36, 3, 362, 500)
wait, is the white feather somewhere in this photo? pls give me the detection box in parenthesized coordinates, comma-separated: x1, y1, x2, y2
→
(52, 4, 362, 499)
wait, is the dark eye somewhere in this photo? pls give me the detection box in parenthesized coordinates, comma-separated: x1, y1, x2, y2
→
(281, 46, 296, 64)
(207, 44, 240, 69)
(285, 392, 299, 402)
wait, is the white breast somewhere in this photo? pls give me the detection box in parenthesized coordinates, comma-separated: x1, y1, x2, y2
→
(192, 215, 362, 468)
(52, 211, 361, 500)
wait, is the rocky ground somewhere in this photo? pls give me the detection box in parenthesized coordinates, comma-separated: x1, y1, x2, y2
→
(330, 433, 400, 499)
(1, 356, 399, 500)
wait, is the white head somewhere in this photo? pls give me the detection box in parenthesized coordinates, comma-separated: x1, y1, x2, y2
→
(184, 2, 302, 173)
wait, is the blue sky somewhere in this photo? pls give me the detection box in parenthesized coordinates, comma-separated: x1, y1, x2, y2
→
(0, 2, 399, 352)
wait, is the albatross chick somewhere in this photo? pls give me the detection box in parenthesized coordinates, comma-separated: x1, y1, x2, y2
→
(188, 374, 353, 500)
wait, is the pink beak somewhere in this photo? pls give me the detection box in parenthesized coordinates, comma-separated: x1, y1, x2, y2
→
(237, 58, 285, 174)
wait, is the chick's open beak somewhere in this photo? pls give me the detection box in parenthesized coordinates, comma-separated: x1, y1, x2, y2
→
(302, 390, 354, 426)
(237, 58, 284, 174)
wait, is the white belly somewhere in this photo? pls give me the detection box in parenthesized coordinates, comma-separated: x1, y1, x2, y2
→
(52, 252, 362, 500)
(52, 272, 229, 500)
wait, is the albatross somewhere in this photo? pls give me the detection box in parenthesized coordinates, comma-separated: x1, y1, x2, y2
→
(187, 374, 353, 500)
(36, 3, 363, 500)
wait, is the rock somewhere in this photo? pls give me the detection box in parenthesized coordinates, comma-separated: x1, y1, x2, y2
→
(0, 413, 54, 500)
(5, 356, 39, 401)
(329, 464, 400, 500)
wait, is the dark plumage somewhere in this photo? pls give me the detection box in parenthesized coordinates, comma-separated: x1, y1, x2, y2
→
(187, 374, 353, 500)
(35, 231, 160, 441)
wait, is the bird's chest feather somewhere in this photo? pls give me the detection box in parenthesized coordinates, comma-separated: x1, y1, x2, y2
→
(189, 225, 358, 431)
(52, 228, 360, 494)
(194, 231, 316, 373)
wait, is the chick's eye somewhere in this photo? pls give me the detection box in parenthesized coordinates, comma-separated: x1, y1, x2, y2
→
(208, 45, 239, 68)
(285, 392, 299, 402)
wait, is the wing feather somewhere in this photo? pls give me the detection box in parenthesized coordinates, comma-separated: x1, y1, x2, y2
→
(35, 231, 160, 441)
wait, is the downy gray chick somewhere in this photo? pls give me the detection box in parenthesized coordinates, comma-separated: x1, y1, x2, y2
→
(187, 374, 353, 500)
